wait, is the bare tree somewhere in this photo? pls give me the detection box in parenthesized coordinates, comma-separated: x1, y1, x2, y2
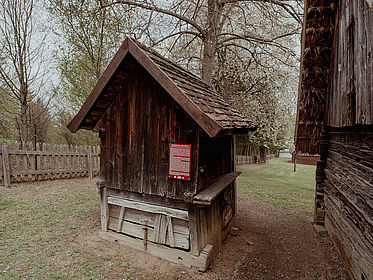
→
(100, 0, 302, 84)
(0, 0, 49, 142)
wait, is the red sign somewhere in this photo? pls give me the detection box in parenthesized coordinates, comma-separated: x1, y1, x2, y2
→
(169, 144, 191, 181)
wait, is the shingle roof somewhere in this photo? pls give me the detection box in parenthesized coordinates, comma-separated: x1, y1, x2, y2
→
(68, 37, 255, 137)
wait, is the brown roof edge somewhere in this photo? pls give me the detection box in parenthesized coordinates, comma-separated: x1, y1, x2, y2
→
(67, 37, 223, 137)
(67, 39, 130, 133)
(127, 38, 223, 137)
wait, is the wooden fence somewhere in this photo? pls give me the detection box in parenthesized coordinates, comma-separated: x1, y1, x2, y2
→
(235, 154, 277, 165)
(0, 141, 100, 187)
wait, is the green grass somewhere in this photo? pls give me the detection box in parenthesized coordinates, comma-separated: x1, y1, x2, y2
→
(0, 179, 102, 280)
(237, 157, 316, 211)
(0, 160, 316, 279)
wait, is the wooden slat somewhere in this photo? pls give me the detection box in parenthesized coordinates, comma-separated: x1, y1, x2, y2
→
(109, 204, 189, 235)
(107, 196, 189, 221)
(193, 172, 241, 205)
(100, 231, 213, 271)
(1, 142, 10, 187)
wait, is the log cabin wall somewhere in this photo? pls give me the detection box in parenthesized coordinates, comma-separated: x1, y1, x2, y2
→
(98, 56, 199, 202)
(323, 1, 373, 279)
(328, 0, 373, 127)
(324, 128, 373, 280)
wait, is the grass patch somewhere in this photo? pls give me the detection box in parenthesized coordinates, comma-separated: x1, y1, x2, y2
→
(0, 160, 316, 279)
(0, 178, 101, 280)
(237, 158, 316, 211)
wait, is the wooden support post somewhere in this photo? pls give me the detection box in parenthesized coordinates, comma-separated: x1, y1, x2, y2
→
(189, 205, 200, 256)
(97, 179, 108, 231)
(199, 206, 208, 249)
(143, 219, 148, 251)
(117, 206, 126, 232)
(87, 146, 93, 179)
(36, 142, 40, 179)
(232, 135, 237, 213)
(1, 142, 10, 187)
(166, 216, 175, 247)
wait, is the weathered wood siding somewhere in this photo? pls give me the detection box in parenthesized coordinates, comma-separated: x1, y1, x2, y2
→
(328, 0, 373, 126)
(98, 57, 199, 201)
(324, 129, 373, 280)
(0, 141, 99, 186)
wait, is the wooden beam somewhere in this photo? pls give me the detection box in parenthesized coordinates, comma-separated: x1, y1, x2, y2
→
(193, 172, 241, 206)
(107, 196, 189, 221)
(100, 231, 213, 271)
(1, 142, 10, 187)
(117, 206, 126, 232)
(100, 187, 109, 231)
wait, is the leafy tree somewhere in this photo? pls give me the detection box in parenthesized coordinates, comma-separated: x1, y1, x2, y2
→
(28, 98, 51, 143)
(48, 0, 131, 111)
(215, 47, 297, 153)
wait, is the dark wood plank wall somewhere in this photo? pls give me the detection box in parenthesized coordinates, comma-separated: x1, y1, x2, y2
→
(328, 0, 373, 127)
(99, 56, 199, 201)
(324, 130, 373, 280)
(198, 136, 233, 192)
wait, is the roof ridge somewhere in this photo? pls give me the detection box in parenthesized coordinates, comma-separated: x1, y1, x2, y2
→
(130, 38, 212, 89)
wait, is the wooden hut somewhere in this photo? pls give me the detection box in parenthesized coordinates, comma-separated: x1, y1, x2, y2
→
(295, 1, 373, 279)
(68, 38, 255, 270)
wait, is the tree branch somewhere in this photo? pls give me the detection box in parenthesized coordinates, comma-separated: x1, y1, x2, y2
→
(220, 0, 302, 24)
(100, 0, 206, 37)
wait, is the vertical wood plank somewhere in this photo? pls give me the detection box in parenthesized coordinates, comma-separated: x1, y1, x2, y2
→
(29, 142, 35, 174)
(167, 216, 175, 247)
(14, 141, 20, 182)
(189, 205, 200, 256)
(36, 142, 40, 178)
(59, 144, 63, 178)
(232, 135, 237, 213)
(159, 215, 168, 244)
(154, 214, 161, 243)
(199, 206, 208, 249)
(87, 145, 93, 179)
(1, 141, 11, 187)
(100, 187, 109, 231)
(117, 206, 126, 232)
(42, 143, 47, 175)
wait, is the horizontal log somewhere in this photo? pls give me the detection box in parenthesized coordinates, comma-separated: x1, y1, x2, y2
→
(107, 196, 189, 221)
(99, 231, 213, 271)
(193, 172, 240, 206)
(108, 217, 189, 249)
(109, 204, 189, 235)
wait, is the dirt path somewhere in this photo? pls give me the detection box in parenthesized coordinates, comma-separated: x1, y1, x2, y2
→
(226, 193, 350, 280)
(0, 177, 350, 279)
(77, 191, 350, 279)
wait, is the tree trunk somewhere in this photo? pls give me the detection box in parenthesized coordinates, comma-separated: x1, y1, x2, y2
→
(259, 145, 267, 163)
(20, 106, 28, 142)
(201, 0, 222, 85)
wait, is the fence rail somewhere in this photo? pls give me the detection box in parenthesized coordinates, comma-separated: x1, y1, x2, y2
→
(0, 141, 100, 186)
(235, 154, 277, 165)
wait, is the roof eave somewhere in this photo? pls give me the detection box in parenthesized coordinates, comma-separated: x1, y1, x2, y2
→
(67, 39, 130, 133)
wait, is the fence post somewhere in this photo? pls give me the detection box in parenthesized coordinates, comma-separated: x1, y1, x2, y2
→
(2, 142, 11, 187)
(87, 145, 93, 179)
